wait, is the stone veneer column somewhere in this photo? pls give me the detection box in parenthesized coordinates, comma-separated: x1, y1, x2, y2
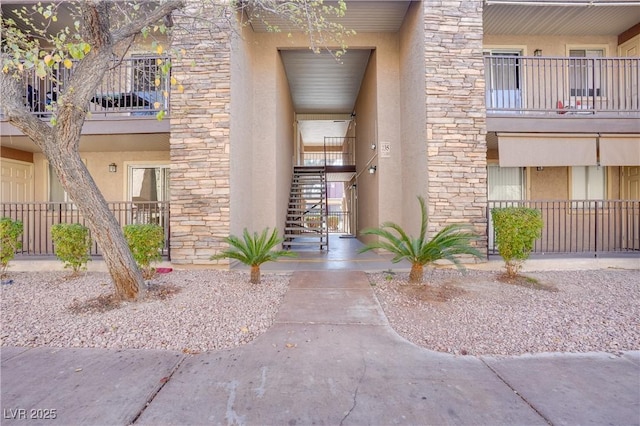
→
(423, 0, 488, 255)
(169, 5, 232, 265)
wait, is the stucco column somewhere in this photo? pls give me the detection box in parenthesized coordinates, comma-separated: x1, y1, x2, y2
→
(423, 0, 488, 255)
(169, 5, 232, 265)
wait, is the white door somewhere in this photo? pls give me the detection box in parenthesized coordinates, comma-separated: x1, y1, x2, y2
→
(618, 36, 639, 113)
(622, 166, 640, 250)
(1, 159, 34, 202)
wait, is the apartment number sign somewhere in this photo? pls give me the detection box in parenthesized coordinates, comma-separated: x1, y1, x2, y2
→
(380, 141, 391, 158)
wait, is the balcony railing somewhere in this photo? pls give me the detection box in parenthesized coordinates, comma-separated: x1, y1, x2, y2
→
(485, 56, 639, 115)
(15, 55, 170, 118)
(488, 200, 640, 255)
(0, 202, 170, 258)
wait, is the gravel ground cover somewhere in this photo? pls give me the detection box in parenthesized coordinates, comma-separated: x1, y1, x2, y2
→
(1, 270, 289, 353)
(369, 268, 640, 356)
(1, 267, 638, 356)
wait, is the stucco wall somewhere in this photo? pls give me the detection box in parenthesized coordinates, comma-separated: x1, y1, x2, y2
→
(354, 50, 379, 243)
(484, 34, 619, 56)
(529, 167, 568, 199)
(399, 0, 427, 234)
(230, 20, 255, 236)
(275, 53, 295, 234)
(247, 35, 295, 232)
(32, 150, 169, 201)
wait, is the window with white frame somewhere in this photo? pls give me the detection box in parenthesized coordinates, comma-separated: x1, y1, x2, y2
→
(569, 49, 604, 97)
(48, 163, 69, 203)
(483, 49, 523, 110)
(571, 166, 606, 200)
(488, 165, 524, 200)
(128, 165, 170, 202)
(48, 161, 87, 204)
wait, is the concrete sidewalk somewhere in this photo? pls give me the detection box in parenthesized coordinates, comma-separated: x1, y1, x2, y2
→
(2, 271, 639, 425)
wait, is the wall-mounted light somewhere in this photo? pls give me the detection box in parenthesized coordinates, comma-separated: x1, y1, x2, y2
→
(536, 166, 544, 171)
(534, 49, 542, 57)
(371, 143, 376, 150)
(368, 165, 377, 174)
(109, 163, 117, 173)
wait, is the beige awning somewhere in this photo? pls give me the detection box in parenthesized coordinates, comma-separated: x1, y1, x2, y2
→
(498, 133, 598, 167)
(599, 135, 640, 166)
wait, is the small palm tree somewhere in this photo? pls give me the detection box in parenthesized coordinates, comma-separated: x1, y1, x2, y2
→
(359, 196, 483, 284)
(211, 228, 296, 284)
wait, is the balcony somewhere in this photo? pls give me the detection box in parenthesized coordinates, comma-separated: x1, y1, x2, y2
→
(1, 55, 171, 136)
(485, 56, 640, 133)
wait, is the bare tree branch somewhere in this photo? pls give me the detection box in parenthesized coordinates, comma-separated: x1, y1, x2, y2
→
(111, 0, 184, 44)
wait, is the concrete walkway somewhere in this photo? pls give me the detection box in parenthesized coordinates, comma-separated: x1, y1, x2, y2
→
(2, 270, 639, 425)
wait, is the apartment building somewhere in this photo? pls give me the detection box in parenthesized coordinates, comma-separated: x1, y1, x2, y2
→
(1, 0, 638, 264)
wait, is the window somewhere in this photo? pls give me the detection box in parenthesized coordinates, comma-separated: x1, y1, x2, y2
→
(484, 50, 523, 110)
(49, 163, 69, 203)
(128, 165, 170, 225)
(128, 165, 170, 202)
(488, 165, 524, 200)
(569, 49, 604, 97)
(571, 166, 605, 200)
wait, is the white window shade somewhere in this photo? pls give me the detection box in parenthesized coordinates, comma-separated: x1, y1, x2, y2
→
(599, 136, 640, 166)
(498, 134, 598, 167)
(488, 166, 523, 200)
(572, 166, 605, 200)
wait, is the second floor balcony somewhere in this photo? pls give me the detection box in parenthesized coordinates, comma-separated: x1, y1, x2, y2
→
(485, 55, 640, 133)
(1, 55, 171, 137)
(2, 55, 638, 135)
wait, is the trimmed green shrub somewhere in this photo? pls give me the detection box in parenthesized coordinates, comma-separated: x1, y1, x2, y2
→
(0, 217, 23, 276)
(51, 223, 92, 274)
(211, 228, 297, 284)
(491, 207, 544, 277)
(123, 223, 164, 279)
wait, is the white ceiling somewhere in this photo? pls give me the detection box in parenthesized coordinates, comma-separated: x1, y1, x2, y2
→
(280, 49, 372, 114)
(484, 2, 640, 36)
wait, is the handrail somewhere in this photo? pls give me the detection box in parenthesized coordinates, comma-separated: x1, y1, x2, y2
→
(488, 199, 640, 254)
(4, 55, 171, 118)
(484, 55, 639, 115)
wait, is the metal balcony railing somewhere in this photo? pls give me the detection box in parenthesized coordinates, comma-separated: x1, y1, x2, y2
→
(488, 200, 640, 255)
(15, 55, 170, 118)
(0, 201, 170, 258)
(485, 56, 640, 115)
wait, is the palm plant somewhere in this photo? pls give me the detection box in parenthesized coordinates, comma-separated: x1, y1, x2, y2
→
(211, 228, 296, 284)
(359, 196, 483, 284)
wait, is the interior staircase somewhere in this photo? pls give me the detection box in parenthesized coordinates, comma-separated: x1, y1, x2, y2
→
(283, 166, 328, 250)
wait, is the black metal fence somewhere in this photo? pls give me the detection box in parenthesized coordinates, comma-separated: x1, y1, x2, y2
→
(327, 211, 351, 234)
(488, 200, 640, 255)
(5, 55, 170, 118)
(1, 202, 170, 257)
(485, 56, 639, 115)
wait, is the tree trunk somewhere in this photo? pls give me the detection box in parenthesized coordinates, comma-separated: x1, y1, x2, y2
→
(409, 263, 424, 284)
(48, 146, 145, 301)
(250, 265, 261, 284)
(0, 52, 146, 301)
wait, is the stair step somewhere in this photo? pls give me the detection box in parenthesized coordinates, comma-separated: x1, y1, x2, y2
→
(283, 241, 327, 247)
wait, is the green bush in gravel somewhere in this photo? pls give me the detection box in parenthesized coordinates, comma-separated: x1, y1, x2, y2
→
(51, 223, 92, 274)
(491, 207, 544, 277)
(0, 217, 23, 277)
(123, 223, 164, 279)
